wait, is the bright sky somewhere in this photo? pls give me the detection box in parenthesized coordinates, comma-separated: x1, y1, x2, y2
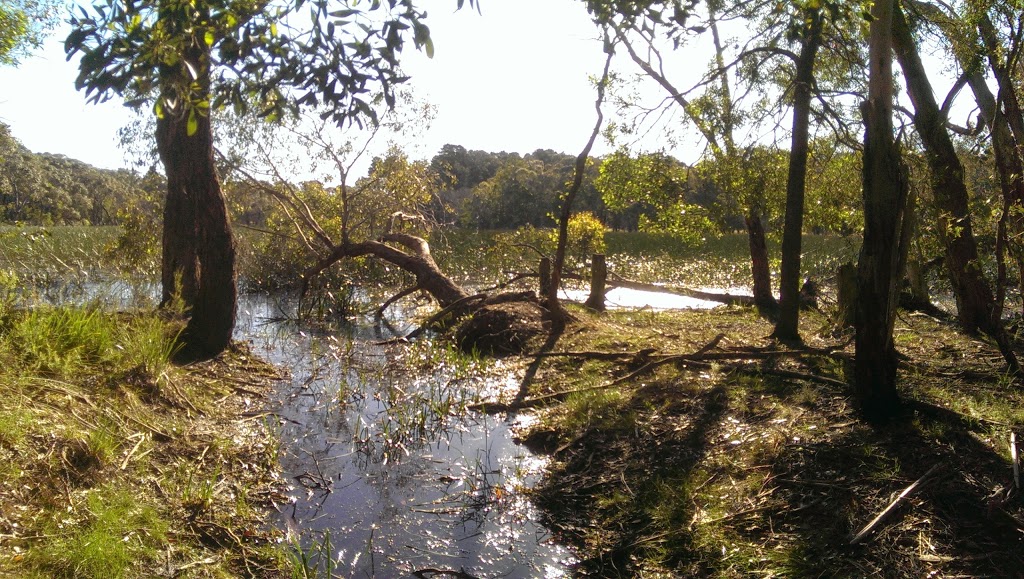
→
(0, 1, 972, 177)
(0, 0, 635, 174)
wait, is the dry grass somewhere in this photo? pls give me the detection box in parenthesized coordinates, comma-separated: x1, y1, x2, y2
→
(517, 305, 1024, 577)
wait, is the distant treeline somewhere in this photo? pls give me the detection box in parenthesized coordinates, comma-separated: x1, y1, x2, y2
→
(0, 122, 164, 225)
(8, 121, 966, 240)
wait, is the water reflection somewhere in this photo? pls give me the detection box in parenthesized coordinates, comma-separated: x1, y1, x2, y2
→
(235, 294, 576, 578)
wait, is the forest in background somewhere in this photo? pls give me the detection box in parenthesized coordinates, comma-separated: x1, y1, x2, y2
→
(1, 118, 1003, 264)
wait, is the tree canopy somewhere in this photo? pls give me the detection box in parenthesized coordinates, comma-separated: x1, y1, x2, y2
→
(0, 0, 59, 66)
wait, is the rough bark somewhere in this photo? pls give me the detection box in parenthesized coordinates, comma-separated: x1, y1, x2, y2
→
(585, 253, 607, 312)
(745, 212, 776, 309)
(856, 0, 906, 421)
(774, 8, 823, 340)
(156, 3, 237, 361)
(892, 6, 995, 335)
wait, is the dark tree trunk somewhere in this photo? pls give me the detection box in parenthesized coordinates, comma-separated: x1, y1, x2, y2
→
(745, 212, 776, 309)
(856, 0, 906, 422)
(585, 254, 607, 312)
(892, 6, 995, 335)
(156, 5, 237, 361)
(774, 8, 823, 340)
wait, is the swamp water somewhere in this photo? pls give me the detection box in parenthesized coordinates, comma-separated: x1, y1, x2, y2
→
(235, 294, 577, 578)
(235, 288, 725, 577)
(53, 281, 724, 577)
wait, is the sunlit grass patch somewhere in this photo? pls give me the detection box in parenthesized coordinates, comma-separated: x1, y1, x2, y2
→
(0, 304, 285, 577)
(11, 305, 120, 377)
(34, 487, 169, 579)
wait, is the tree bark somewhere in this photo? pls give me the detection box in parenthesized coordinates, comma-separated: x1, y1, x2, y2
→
(156, 2, 237, 361)
(774, 8, 823, 340)
(585, 253, 607, 312)
(892, 6, 995, 335)
(856, 0, 906, 421)
(745, 212, 775, 309)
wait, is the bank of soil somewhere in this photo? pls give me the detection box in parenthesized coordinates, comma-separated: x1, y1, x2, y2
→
(0, 342, 288, 578)
(510, 305, 1024, 577)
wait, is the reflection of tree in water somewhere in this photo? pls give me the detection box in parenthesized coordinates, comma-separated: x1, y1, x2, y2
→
(257, 303, 570, 577)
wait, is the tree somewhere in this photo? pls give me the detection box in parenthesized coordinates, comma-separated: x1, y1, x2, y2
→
(772, 2, 824, 340)
(595, 149, 717, 246)
(892, 2, 1019, 373)
(855, 0, 909, 421)
(67, 0, 470, 359)
(590, 0, 779, 309)
(548, 40, 614, 324)
(0, 0, 59, 66)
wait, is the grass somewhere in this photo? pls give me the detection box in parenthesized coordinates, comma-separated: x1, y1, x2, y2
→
(433, 229, 861, 290)
(515, 305, 1024, 577)
(0, 296, 287, 577)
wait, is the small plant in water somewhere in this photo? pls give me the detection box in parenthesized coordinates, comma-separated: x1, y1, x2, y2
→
(286, 530, 337, 579)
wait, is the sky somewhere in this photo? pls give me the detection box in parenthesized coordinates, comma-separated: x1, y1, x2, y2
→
(0, 0, 635, 174)
(0, 0, 972, 178)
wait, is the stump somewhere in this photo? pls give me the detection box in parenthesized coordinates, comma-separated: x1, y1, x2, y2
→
(836, 262, 857, 328)
(585, 254, 607, 312)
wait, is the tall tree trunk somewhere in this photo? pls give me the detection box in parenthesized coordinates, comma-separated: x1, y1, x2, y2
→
(892, 6, 995, 334)
(156, 4, 237, 361)
(856, 0, 907, 421)
(893, 5, 1021, 375)
(774, 7, 823, 340)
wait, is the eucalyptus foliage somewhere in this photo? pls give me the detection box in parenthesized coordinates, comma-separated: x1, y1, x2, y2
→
(65, 0, 459, 128)
(0, 0, 59, 66)
(596, 149, 717, 246)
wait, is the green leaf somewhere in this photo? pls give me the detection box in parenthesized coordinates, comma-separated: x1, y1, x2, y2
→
(204, 30, 214, 46)
(154, 100, 164, 120)
(187, 108, 198, 136)
(424, 36, 434, 58)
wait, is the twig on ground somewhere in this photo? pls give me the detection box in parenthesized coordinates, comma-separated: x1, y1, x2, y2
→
(850, 464, 943, 545)
(120, 433, 147, 470)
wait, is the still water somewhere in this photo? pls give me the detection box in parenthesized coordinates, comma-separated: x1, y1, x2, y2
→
(234, 294, 576, 578)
